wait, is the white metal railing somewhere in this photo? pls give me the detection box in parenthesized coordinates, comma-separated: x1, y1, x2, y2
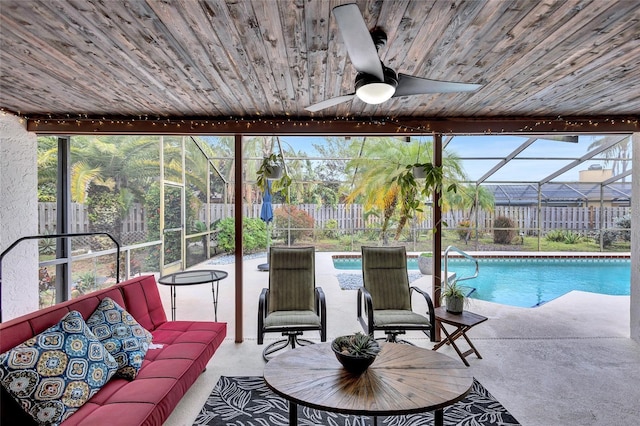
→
(443, 245, 479, 290)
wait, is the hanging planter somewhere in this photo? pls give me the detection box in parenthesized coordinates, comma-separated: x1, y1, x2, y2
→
(265, 164, 283, 179)
(412, 165, 427, 179)
(392, 162, 457, 220)
(256, 153, 292, 202)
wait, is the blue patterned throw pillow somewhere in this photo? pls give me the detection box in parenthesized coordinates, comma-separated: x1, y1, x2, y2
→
(0, 310, 118, 426)
(86, 297, 152, 380)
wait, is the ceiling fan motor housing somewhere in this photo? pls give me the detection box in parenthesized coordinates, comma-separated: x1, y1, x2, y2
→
(355, 65, 398, 104)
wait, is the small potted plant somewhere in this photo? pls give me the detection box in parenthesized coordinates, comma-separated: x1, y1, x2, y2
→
(441, 279, 467, 314)
(331, 332, 381, 374)
(417, 252, 433, 275)
(256, 153, 292, 201)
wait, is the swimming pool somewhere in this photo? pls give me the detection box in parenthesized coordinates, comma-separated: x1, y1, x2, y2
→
(332, 256, 631, 308)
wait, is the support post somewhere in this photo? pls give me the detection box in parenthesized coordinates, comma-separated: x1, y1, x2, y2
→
(631, 132, 639, 343)
(234, 134, 244, 343)
(432, 133, 443, 341)
(56, 136, 72, 303)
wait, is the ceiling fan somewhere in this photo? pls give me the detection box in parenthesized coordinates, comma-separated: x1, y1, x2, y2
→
(305, 3, 482, 112)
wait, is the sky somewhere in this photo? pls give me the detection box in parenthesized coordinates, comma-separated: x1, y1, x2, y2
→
(275, 134, 627, 183)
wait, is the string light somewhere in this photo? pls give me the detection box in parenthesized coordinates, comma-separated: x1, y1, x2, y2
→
(2, 108, 637, 134)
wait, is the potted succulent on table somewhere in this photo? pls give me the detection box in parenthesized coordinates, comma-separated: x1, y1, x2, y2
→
(331, 332, 381, 374)
(441, 279, 467, 314)
(417, 252, 433, 275)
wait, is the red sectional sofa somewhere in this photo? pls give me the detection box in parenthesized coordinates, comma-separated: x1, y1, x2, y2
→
(0, 274, 227, 425)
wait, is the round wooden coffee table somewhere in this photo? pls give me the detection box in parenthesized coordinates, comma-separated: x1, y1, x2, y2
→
(263, 342, 473, 426)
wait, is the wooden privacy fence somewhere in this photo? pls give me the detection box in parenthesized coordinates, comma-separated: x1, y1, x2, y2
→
(40, 203, 630, 235)
(458, 205, 631, 232)
(207, 204, 630, 232)
(39, 203, 147, 235)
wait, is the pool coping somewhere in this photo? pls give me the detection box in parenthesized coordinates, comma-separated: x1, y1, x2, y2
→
(332, 251, 631, 260)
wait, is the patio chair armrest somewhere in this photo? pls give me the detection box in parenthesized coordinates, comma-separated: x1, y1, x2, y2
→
(410, 286, 436, 341)
(315, 287, 327, 341)
(258, 288, 269, 344)
(357, 286, 375, 336)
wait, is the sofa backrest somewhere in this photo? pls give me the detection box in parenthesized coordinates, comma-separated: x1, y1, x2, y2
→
(0, 275, 167, 354)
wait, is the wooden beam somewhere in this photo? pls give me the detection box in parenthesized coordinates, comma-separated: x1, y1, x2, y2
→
(234, 134, 243, 343)
(24, 115, 639, 135)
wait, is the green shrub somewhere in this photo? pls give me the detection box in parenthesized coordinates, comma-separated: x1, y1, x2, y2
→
(545, 229, 566, 242)
(323, 219, 340, 239)
(214, 217, 267, 253)
(338, 234, 354, 251)
(274, 205, 314, 244)
(73, 271, 97, 296)
(87, 186, 122, 250)
(546, 229, 582, 244)
(600, 230, 618, 248)
(144, 184, 181, 265)
(364, 223, 381, 241)
(615, 215, 631, 242)
(493, 216, 516, 244)
(38, 235, 56, 255)
(562, 230, 581, 244)
(456, 219, 476, 240)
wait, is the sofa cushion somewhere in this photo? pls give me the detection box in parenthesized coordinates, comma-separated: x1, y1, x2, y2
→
(86, 297, 152, 380)
(119, 275, 167, 331)
(0, 311, 118, 426)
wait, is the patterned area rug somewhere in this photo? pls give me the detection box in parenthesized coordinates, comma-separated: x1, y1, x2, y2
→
(194, 376, 520, 426)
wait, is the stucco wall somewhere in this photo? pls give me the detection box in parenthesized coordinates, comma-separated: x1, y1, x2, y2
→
(0, 113, 39, 320)
(632, 133, 639, 343)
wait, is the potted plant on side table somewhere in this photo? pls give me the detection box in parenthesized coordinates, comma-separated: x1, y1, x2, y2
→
(441, 279, 467, 314)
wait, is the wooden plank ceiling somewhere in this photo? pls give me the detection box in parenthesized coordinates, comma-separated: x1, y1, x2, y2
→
(1, 0, 639, 134)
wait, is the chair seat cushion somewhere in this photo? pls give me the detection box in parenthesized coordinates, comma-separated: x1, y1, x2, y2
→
(264, 311, 321, 329)
(373, 310, 431, 327)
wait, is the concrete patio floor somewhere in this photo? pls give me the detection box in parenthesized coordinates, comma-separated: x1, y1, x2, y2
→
(160, 251, 640, 426)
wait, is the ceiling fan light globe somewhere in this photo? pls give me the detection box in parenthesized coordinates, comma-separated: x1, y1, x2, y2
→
(356, 82, 396, 104)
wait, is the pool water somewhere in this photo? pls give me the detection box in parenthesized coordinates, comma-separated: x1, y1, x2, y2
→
(332, 257, 631, 308)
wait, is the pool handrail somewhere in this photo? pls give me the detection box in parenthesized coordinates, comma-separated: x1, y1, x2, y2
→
(443, 245, 479, 285)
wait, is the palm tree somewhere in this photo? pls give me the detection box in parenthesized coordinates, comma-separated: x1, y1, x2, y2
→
(37, 136, 59, 202)
(68, 135, 162, 201)
(345, 137, 465, 242)
(445, 184, 495, 242)
(588, 136, 631, 181)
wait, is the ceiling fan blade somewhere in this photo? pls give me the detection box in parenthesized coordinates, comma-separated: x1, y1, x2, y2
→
(305, 94, 356, 112)
(393, 73, 482, 97)
(332, 4, 384, 81)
